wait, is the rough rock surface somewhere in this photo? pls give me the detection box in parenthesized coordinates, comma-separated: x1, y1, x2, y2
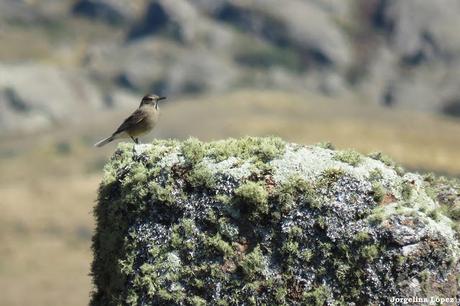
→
(91, 137, 459, 305)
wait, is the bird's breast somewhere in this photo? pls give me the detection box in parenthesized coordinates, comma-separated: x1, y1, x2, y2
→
(144, 109, 159, 128)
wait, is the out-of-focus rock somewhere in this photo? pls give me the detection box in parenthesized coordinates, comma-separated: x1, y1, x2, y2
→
(162, 49, 240, 94)
(209, 0, 352, 68)
(128, 0, 203, 43)
(0, 88, 51, 133)
(0, 64, 102, 133)
(71, 0, 142, 25)
(102, 89, 139, 109)
(89, 36, 241, 95)
(361, 0, 460, 113)
(377, 0, 460, 63)
(0, 0, 45, 24)
(262, 0, 351, 68)
(0, 0, 71, 25)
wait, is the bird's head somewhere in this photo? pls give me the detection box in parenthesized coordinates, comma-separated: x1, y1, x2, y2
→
(140, 94, 167, 109)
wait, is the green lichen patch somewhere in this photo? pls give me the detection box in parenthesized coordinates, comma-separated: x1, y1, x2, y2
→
(368, 168, 384, 181)
(239, 245, 265, 280)
(368, 151, 405, 175)
(91, 138, 460, 305)
(181, 137, 206, 166)
(334, 149, 363, 166)
(207, 136, 285, 163)
(423, 175, 460, 236)
(371, 182, 386, 204)
(185, 163, 216, 189)
(273, 175, 318, 215)
(315, 141, 335, 150)
(234, 181, 269, 219)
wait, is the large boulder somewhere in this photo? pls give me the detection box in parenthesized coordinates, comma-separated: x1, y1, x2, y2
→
(91, 137, 459, 305)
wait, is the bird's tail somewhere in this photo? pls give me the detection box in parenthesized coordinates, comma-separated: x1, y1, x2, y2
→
(94, 135, 115, 147)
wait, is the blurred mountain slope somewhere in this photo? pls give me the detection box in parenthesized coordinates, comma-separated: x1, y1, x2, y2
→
(2, 0, 460, 133)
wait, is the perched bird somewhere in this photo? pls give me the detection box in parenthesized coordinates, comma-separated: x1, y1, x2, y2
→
(94, 94, 166, 147)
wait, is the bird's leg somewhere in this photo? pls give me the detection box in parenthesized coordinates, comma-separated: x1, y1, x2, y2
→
(130, 136, 137, 155)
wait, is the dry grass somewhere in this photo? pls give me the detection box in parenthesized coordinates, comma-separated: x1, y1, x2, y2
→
(0, 139, 106, 305)
(0, 175, 97, 306)
(1, 90, 460, 305)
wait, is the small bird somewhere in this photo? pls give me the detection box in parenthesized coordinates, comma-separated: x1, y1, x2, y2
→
(94, 94, 166, 147)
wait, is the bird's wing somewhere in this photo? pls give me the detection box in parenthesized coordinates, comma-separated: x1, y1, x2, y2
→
(113, 109, 146, 135)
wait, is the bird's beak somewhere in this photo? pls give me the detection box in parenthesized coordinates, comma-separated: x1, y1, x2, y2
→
(158, 96, 167, 101)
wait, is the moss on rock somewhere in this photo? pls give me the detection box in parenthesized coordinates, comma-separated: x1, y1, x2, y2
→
(91, 137, 460, 305)
(334, 149, 362, 166)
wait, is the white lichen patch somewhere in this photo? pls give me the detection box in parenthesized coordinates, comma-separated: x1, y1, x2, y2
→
(202, 156, 253, 181)
(271, 145, 400, 188)
(133, 143, 151, 155)
(166, 252, 182, 269)
(157, 148, 183, 168)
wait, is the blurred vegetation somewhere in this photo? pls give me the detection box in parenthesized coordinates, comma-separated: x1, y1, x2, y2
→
(234, 39, 304, 73)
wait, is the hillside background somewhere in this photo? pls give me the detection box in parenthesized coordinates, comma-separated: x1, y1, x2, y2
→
(1, 0, 460, 305)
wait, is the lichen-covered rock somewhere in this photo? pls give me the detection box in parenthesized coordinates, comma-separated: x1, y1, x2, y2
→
(91, 137, 459, 305)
